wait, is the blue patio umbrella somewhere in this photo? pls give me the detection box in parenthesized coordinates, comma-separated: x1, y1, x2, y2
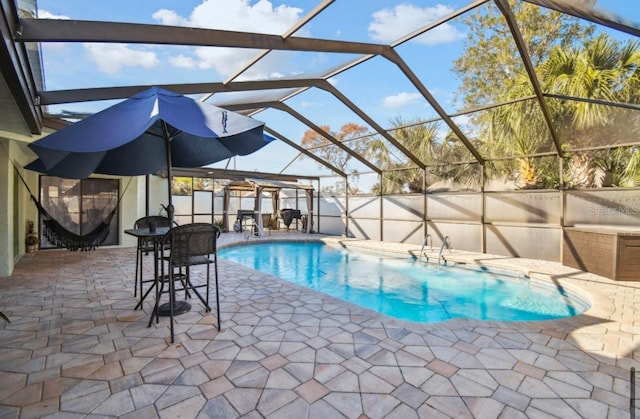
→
(27, 87, 275, 217)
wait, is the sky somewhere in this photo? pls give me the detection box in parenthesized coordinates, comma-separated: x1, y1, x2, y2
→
(34, 0, 640, 184)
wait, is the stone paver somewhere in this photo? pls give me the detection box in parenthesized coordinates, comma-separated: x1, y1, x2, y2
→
(0, 232, 639, 418)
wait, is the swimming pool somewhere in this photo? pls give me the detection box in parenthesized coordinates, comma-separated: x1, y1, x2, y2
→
(218, 241, 590, 323)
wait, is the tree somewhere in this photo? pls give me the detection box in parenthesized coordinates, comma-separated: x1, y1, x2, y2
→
(171, 177, 212, 195)
(300, 123, 372, 194)
(486, 34, 640, 188)
(452, 0, 595, 109)
(451, 0, 595, 188)
(300, 123, 370, 173)
(542, 34, 640, 187)
(365, 118, 440, 193)
(542, 34, 640, 129)
(452, 0, 640, 189)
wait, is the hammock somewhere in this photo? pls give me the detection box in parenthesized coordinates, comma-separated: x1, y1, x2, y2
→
(0, 139, 132, 251)
(31, 195, 117, 251)
(12, 157, 130, 251)
(0, 142, 125, 251)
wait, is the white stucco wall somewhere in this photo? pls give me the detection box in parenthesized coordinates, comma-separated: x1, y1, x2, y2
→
(0, 138, 39, 277)
(0, 140, 11, 277)
(0, 136, 157, 276)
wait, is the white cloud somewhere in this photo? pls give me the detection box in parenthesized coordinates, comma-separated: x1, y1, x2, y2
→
(369, 4, 464, 45)
(182, 0, 301, 34)
(383, 92, 422, 108)
(192, 47, 258, 76)
(84, 44, 159, 74)
(153, 0, 304, 78)
(169, 54, 197, 69)
(151, 9, 189, 26)
(37, 10, 70, 19)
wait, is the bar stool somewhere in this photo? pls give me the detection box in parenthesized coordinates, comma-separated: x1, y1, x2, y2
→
(133, 216, 173, 307)
(149, 223, 222, 342)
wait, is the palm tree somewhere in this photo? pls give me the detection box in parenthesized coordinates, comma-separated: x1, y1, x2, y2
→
(542, 34, 640, 187)
(368, 118, 484, 192)
(378, 118, 442, 192)
(482, 34, 640, 188)
(481, 88, 551, 188)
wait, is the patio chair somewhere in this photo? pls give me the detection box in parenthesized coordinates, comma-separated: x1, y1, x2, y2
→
(149, 223, 221, 343)
(280, 209, 301, 230)
(261, 213, 274, 235)
(133, 215, 174, 304)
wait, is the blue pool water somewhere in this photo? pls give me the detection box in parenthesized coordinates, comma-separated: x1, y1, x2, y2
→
(218, 241, 590, 323)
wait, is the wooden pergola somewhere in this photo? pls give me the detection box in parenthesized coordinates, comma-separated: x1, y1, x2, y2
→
(223, 179, 315, 235)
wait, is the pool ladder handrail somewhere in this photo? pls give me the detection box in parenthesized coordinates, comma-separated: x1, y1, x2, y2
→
(437, 236, 451, 268)
(419, 233, 432, 262)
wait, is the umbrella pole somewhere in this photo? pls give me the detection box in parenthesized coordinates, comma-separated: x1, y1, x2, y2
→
(145, 175, 150, 217)
(163, 122, 174, 226)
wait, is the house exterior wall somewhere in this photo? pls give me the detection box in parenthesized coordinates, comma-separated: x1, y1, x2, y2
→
(0, 140, 11, 277)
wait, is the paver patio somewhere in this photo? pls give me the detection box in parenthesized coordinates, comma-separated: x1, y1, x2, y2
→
(0, 232, 638, 418)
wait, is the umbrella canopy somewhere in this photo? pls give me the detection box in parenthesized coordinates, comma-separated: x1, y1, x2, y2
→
(27, 87, 275, 220)
(28, 87, 274, 178)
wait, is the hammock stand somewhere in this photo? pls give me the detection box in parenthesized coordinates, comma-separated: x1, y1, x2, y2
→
(12, 158, 132, 251)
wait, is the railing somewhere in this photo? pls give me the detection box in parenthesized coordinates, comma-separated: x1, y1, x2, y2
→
(419, 233, 432, 262)
(438, 236, 451, 268)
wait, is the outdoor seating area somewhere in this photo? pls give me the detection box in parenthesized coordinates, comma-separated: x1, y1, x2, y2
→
(0, 233, 638, 417)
